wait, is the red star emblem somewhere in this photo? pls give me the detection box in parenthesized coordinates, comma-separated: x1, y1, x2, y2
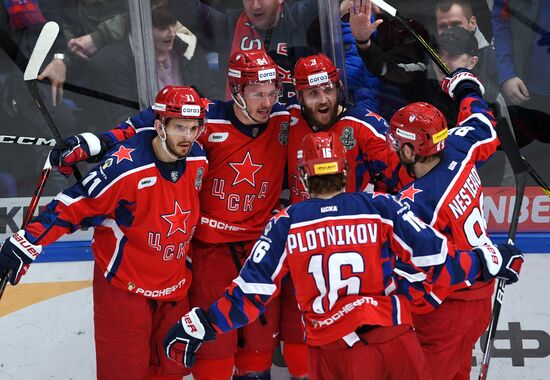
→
(161, 201, 191, 237)
(366, 111, 383, 122)
(229, 151, 263, 187)
(399, 184, 423, 202)
(272, 208, 290, 224)
(112, 146, 135, 164)
(204, 99, 215, 111)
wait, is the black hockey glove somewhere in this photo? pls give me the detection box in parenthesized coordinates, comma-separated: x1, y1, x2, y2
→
(163, 307, 217, 368)
(0, 230, 42, 285)
(441, 68, 485, 100)
(473, 243, 524, 285)
(48, 133, 108, 176)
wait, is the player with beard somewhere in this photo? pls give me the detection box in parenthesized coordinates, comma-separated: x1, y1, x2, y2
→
(0, 86, 208, 380)
(287, 53, 411, 203)
(45, 49, 290, 380)
(278, 53, 413, 379)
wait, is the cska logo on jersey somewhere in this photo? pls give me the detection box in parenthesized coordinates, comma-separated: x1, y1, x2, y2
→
(399, 184, 423, 202)
(112, 146, 134, 164)
(229, 151, 263, 187)
(161, 200, 191, 237)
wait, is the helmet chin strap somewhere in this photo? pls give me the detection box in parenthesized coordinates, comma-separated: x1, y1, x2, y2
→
(233, 93, 264, 125)
(159, 124, 186, 161)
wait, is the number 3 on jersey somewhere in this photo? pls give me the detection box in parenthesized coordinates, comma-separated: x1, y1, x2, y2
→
(308, 252, 365, 314)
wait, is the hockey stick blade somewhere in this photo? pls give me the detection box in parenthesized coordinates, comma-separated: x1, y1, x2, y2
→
(23, 21, 59, 81)
(370, 0, 397, 17)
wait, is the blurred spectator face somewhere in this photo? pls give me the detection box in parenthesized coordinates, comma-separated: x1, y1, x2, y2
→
(300, 83, 340, 130)
(153, 23, 178, 55)
(439, 50, 478, 71)
(242, 0, 283, 30)
(436, 3, 477, 35)
(242, 82, 279, 123)
(435, 26, 478, 78)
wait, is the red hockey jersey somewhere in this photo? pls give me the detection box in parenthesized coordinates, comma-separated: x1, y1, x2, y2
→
(193, 100, 290, 243)
(26, 131, 208, 301)
(206, 192, 488, 346)
(286, 101, 411, 204)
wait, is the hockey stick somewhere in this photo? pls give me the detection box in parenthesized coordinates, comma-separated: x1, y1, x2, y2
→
(369, 0, 550, 198)
(23, 21, 82, 181)
(0, 134, 56, 146)
(0, 158, 53, 301)
(0, 22, 82, 299)
(367, 1, 529, 377)
(477, 115, 527, 380)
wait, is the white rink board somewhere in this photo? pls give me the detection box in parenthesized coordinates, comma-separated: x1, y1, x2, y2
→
(0, 256, 548, 380)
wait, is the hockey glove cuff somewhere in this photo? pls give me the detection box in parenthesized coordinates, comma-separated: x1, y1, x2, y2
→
(474, 243, 524, 285)
(441, 68, 485, 100)
(49, 133, 107, 176)
(163, 307, 217, 368)
(0, 230, 42, 285)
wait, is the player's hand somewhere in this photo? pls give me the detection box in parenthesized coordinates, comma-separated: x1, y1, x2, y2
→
(349, 0, 383, 47)
(48, 133, 105, 176)
(441, 68, 485, 100)
(474, 243, 524, 285)
(0, 230, 42, 285)
(163, 307, 217, 368)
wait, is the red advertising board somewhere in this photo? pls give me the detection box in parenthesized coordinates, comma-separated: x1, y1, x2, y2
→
(484, 186, 550, 232)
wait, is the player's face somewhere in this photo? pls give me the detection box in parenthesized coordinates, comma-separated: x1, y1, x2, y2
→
(164, 118, 201, 157)
(153, 23, 177, 55)
(242, 0, 283, 30)
(242, 82, 278, 123)
(436, 4, 476, 35)
(300, 82, 340, 130)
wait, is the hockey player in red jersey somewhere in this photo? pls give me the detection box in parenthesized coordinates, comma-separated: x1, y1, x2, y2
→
(287, 53, 411, 202)
(162, 131, 523, 380)
(43, 49, 289, 380)
(185, 50, 289, 380)
(281, 53, 412, 378)
(0, 86, 208, 380)
(387, 68, 521, 380)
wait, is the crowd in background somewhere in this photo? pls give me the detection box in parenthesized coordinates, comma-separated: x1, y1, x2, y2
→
(0, 0, 548, 197)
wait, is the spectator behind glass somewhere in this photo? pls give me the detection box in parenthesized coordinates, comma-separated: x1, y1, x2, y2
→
(1, 1, 68, 106)
(0, 1, 76, 196)
(166, 0, 320, 102)
(99, 0, 217, 124)
(492, 0, 550, 145)
(340, 0, 380, 113)
(435, 0, 499, 102)
(349, 1, 431, 120)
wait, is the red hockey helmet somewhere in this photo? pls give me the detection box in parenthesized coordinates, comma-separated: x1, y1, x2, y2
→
(388, 102, 448, 156)
(152, 85, 206, 125)
(298, 131, 346, 178)
(293, 53, 339, 91)
(227, 49, 280, 95)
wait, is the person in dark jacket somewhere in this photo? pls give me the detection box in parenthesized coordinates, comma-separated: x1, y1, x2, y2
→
(167, 0, 320, 102)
